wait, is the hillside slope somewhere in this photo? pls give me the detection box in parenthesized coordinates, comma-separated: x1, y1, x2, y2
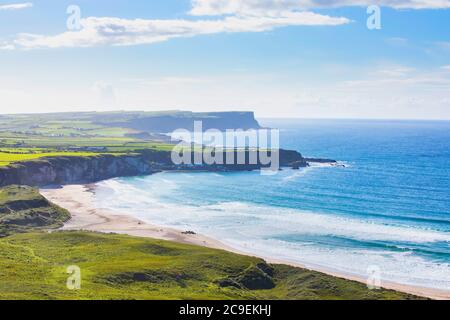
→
(0, 186, 69, 237)
(0, 231, 421, 300)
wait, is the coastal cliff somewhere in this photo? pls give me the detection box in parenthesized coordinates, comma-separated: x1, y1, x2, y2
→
(110, 111, 262, 133)
(0, 111, 262, 136)
(0, 149, 307, 187)
(0, 154, 162, 187)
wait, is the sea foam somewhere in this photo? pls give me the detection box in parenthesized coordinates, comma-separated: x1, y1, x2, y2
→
(94, 174, 450, 290)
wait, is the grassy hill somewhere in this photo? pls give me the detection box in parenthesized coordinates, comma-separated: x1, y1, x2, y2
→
(0, 231, 421, 300)
(0, 186, 70, 237)
(0, 186, 423, 300)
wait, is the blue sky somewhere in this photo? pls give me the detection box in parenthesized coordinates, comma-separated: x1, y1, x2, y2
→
(0, 0, 449, 119)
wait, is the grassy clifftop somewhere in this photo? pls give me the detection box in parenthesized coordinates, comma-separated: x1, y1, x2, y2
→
(0, 186, 70, 237)
(0, 231, 421, 300)
(0, 110, 261, 138)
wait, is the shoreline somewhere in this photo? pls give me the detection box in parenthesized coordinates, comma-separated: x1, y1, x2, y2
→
(41, 184, 234, 252)
(41, 184, 450, 300)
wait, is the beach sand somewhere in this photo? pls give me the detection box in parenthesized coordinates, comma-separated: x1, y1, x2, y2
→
(41, 184, 450, 300)
(40, 184, 233, 251)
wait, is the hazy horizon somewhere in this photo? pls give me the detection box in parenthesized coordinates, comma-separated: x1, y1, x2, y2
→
(1, 1, 449, 119)
(2, 109, 450, 122)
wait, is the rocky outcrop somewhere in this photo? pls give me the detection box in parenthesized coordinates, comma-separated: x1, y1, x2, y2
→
(0, 149, 308, 187)
(0, 154, 160, 187)
(305, 158, 337, 164)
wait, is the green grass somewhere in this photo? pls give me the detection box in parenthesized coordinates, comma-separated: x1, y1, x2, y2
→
(0, 117, 134, 138)
(0, 186, 70, 237)
(0, 131, 174, 150)
(0, 151, 104, 167)
(0, 111, 180, 159)
(0, 135, 134, 147)
(0, 231, 421, 300)
(0, 187, 422, 300)
(0, 143, 178, 167)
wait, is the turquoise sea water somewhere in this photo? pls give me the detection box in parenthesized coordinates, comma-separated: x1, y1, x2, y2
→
(95, 120, 450, 290)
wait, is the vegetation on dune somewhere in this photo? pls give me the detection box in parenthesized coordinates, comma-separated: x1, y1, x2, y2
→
(0, 231, 422, 300)
(0, 186, 70, 237)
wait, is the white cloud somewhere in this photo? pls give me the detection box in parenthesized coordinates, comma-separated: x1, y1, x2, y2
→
(0, 42, 15, 50)
(0, 2, 32, 11)
(190, 0, 450, 16)
(4, 0, 449, 50)
(1, 0, 449, 50)
(4, 12, 349, 50)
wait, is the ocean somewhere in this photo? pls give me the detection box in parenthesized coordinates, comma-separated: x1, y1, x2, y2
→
(94, 119, 450, 290)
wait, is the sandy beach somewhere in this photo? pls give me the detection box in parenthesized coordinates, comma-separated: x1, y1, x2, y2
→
(41, 184, 450, 300)
(40, 184, 235, 251)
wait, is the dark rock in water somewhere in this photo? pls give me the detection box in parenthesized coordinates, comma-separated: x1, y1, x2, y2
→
(279, 150, 308, 167)
(305, 158, 337, 164)
(291, 160, 309, 170)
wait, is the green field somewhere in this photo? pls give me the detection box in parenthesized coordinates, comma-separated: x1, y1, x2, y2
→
(0, 131, 176, 167)
(0, 231, 420, 300)
(0, 111, 259, 167)
(0, 151, 105, 167)
(0, 111, 178, 167)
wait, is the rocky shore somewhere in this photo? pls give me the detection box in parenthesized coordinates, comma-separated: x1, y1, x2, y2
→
(0, 149, 311, 187)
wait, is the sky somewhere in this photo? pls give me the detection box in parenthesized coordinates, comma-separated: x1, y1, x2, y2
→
(0, 0, 449, 119)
